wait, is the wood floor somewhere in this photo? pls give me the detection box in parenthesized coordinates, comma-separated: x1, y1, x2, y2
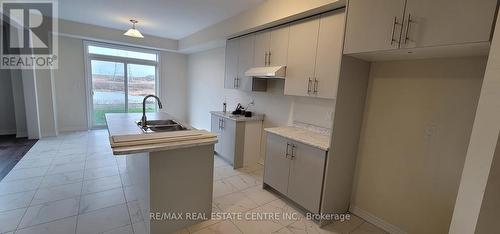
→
(0, 135, 37, 181)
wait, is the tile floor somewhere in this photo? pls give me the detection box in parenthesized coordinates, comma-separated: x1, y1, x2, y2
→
(0, 130, 387, 234)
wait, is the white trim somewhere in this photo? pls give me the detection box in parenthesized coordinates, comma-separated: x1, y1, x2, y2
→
(49, 67, 59, 136)
(86, 40, 160, 62)
(350, 206, 407, 234)
(83, 40, 92, 130)
(58, 126, 88, 133)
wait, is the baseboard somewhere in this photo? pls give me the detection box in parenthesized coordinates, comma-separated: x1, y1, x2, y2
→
(0, 129, 17, 135)
(350, 206, 407, 234)
(59, 127, 88, 133)
(16, 131, 28, 138)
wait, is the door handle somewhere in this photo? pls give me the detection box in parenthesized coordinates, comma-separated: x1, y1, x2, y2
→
(307, 78, 312, 94)
(285, 143, 290, 158)
(390, 16, 401, 47)
(265, 52, 269, 66)
(404, 14, 413, 44)
(218, 119, 222, 129)
(290, 144, 296, 159)
(268, 51, 271, 66)
(314, 78, 318, 94)
(234, 77, 239, 88)
(221, 119, 224, 129)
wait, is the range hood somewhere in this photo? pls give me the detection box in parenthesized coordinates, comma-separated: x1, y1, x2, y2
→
(244, 66, 286, 79)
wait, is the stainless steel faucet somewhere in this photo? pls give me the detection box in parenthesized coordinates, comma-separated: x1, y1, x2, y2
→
(141, 95, 163, 127)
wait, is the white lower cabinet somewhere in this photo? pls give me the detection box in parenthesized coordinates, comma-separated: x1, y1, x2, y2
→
(211, 113, 263, 168)
(287, 141, 326, 213)
(263, 133, 291, 195)
(263, 133, 327, 213)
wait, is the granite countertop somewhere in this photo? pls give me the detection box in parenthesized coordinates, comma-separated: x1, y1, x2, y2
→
(210, 111, 264, 122)
(265, 126, 331, 151)
(105, 112, 217, 155)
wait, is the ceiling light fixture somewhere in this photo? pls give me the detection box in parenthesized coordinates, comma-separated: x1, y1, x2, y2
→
(124, 19, 144, 38)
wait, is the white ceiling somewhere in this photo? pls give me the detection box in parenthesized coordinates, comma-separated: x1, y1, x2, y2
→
(58, 0, 264, 40)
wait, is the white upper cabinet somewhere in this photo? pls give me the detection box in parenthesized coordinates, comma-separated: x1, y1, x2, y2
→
(269, 26, 290, 66)
(237, 35, 256, 91)
(314, 11, 345, 99)
(344, 0, 498, 54)
(285, 10, 345, 99)
(225, 9, 344, 97)
(253, 26, 290, 67)
(253, 31, 270, 67)
(284, 16, 320, 97)
(224, 39, 239, 89)
(401, 0, 497, 49)
(225, 36, 266, 91)
(344, 0, 406, 54)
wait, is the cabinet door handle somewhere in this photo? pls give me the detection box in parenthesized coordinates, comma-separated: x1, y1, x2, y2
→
(264, 52, 269, 66)
(291, 144, 296, 159)
(221, 119, 224, 129)
(314, 78, 318, 94)
(268, 51, 271, 66)
(234, 77, 239, 88)
(285, 143, 290, 158)
(390, 16, 401, 47)
(404, 14, 413, 44)
(307, 78, 312, 94)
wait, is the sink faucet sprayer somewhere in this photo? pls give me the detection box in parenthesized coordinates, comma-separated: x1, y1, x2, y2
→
(141, 95, 163, 127)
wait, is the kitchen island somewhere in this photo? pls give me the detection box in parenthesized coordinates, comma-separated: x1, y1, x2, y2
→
(105, 112, 217, 234)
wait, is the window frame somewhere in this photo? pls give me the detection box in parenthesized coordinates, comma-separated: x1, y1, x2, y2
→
(83, 40, 161, 129)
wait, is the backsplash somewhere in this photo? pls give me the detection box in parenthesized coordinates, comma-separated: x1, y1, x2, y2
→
(292, 121, 332, 136)
(186, 47, 336, 132)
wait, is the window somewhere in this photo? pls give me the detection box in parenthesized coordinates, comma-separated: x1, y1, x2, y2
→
(84, 42, 160, 127)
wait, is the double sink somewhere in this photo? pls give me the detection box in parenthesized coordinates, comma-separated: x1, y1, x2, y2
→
(137, 119, 189, 133)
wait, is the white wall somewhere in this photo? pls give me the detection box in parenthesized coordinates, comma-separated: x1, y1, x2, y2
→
(10, 70, 27, 137)
(0, 71, 17, 135)
(53, 36, 88, 132)
(35, 69, 58, 137)
(475, 135, 500, 233)
(351, 57, 486, 234)
(450, 10, 500, 233)
(21, 68, 41, 139)
(159, 52, 188, 120)
(53, 36, 188, 132)
(186, 47, 335, 157)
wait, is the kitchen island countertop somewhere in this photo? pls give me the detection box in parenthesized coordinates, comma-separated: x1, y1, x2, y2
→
(105, 112, 217, 155)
